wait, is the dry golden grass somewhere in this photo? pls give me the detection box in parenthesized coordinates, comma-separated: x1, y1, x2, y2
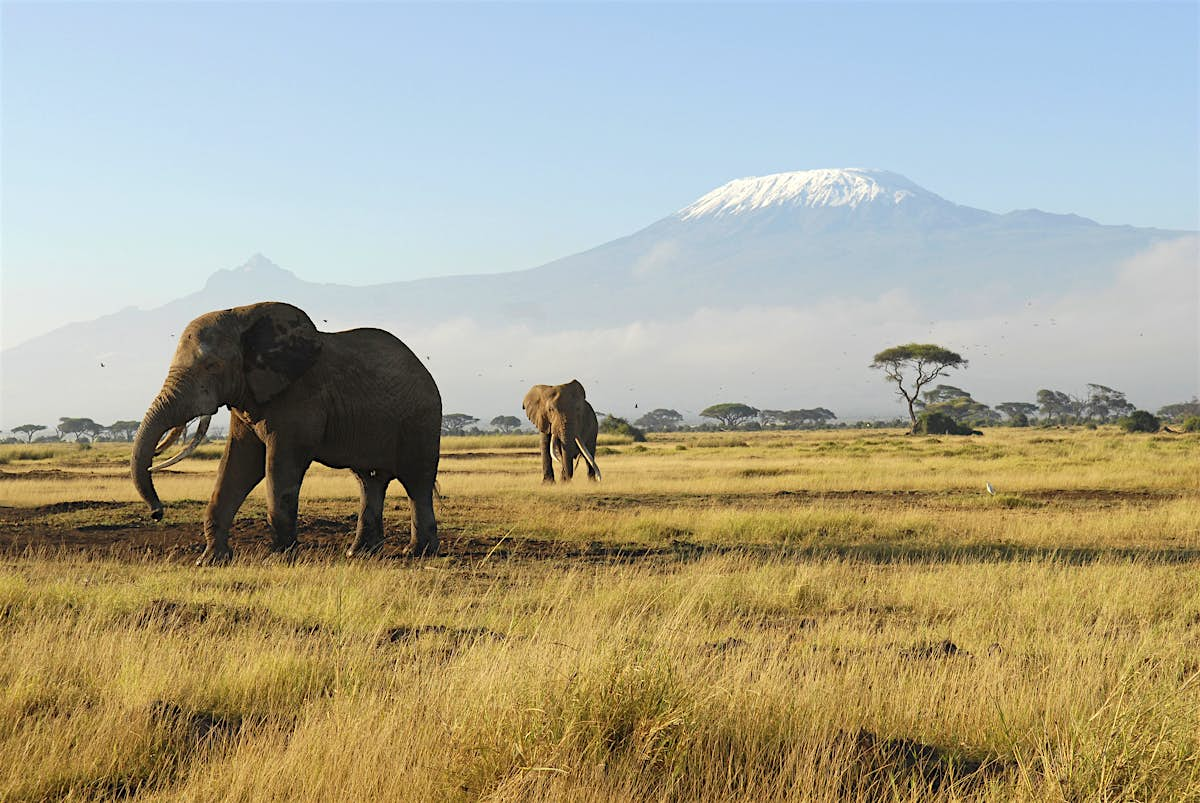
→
(0, 428, 1197, 801)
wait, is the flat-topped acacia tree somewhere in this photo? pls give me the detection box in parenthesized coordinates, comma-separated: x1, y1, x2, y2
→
(12, 424, 46, 442)
(870, 343, 968, 431)
(700, 403, 760, 430)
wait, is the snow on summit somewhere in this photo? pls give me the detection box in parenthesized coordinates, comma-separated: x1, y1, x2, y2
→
(677, 168, 941, 220)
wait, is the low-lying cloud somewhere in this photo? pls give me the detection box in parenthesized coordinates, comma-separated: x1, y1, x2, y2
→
(422, 236, 1198, 423)
(1, 237, 1194, 430)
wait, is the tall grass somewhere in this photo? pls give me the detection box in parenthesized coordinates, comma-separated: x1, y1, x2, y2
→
(0, 428, 1196, 799)
(0, 556, 1197, 800)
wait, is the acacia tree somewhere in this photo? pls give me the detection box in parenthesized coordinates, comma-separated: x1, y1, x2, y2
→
(108, 421, 141, 441)
(489, 415, 521, 433)
(760, 408, 836, 429)
(635, 408, 684, 432)
(1083, 384, 1134, 423)
(870, 344, 968, 431)
(996, 402, 1038, 425)
(13, 424, 46, 442)
(1036, 389, 1083, 424)
(441, 414, 479, 436)
(798, 408, 837, 427)
(700, 403, 759, 430)
(57, 417, 102, 442)
(917, 385, 999, 426)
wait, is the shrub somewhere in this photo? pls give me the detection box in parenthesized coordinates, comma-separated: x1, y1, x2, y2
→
(1181, 416, 1200, 433)
(912, 411, 977, 436)
(599, 415, 647, 442)
(1118, 410, 1160, 433)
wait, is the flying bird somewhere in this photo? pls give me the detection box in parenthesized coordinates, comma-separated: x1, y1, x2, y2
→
(985, 482, 995, 496)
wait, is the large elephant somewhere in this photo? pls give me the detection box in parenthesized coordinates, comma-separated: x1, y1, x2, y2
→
(131, 302, 442, 564)
(522, 380, 601, 483)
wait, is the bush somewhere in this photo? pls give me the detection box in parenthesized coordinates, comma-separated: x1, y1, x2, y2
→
(1181, 416, 1200, 433)
(913, 411, 978, 436)
(599, 415, 646, 442)
(1118, 410, 1160, 433)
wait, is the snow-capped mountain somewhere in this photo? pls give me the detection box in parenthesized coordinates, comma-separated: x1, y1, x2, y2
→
(678, 168, 938, 218)
(2, 169, 1194, 426)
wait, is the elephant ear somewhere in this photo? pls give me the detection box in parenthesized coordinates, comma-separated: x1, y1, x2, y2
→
(523, 385, 553, 431)
(241, 304, 323, 404)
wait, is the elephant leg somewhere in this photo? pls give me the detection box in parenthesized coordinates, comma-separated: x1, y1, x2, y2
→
(199, 416, 265, 566)
(399, 476, 438, 557)
(540, 432, 555, 483)
(347, 472, 389, 557)
(264, 447, 311, 553)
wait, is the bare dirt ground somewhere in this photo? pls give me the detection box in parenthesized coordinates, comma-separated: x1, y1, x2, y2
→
(1, 482, 1191, 567)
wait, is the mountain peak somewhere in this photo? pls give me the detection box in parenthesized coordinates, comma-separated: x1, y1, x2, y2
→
(676, 168, 944, 221)
(234, 252, 285, 273)
(203, 253, 299, 292)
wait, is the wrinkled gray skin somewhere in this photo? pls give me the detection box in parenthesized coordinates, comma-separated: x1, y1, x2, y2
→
(522, 380, 600, 483)
(131, 302, 442, 565)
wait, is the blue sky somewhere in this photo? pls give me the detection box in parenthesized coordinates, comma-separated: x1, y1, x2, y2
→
(2, 1, 1197, 347)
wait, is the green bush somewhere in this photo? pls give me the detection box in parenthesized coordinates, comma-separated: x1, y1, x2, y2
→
(599, 415, 647, 442)
(1182, 416, 1200, 433)
(913, 411, 977, 436)
(1118, 410, 1160, 433)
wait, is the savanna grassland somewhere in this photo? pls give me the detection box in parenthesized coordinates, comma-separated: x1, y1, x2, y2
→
(0, 428, 1197, 801)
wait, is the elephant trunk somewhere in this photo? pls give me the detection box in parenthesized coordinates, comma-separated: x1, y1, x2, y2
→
(551, 419, 575, 481)
(131, 375, 199, 520)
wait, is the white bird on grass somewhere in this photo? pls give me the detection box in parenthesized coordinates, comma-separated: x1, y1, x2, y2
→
(985, 482, 995, 496)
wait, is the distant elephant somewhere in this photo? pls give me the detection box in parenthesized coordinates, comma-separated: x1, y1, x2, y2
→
(131, 302, 442, 564)
(522, 380, 601, 483)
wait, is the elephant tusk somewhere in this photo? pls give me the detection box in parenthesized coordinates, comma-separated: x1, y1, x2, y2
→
(149, 415, 212, 473)
(574, 437, 601, 481)
(154, 424, 186, 456)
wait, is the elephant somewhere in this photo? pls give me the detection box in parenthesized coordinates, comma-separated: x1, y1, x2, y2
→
(522, 380, 601, 483)
(131, 301, 442, 565)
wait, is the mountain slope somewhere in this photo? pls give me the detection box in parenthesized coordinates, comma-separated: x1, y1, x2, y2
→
(1, 169, 1194, 427)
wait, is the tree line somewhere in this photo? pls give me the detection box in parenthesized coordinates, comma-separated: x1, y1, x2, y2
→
(7, 392, 1199, 444)
(867, 342, 1199, 434)
(3, 417, 143, 443)
(7, 339, 1200, 441)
